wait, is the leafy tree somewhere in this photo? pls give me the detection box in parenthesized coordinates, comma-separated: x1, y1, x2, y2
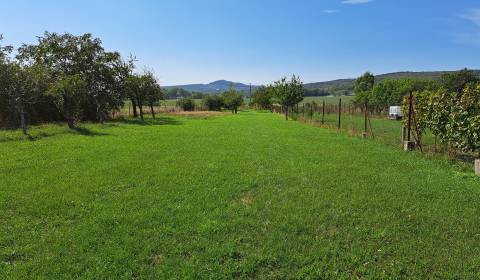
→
(17, 32, 125, 122)
(202, 95, 224, 111)
(143, 73, 164, 119)
(177, 98, 195, 111)
(441, 68, 479, 94)
(272, 75, 304, 120)
(252, 86, 273, 110)
(222, 87, 244, 114)
(371, 79, 437, 112)
(354, 72, 375, 106)
(47, 75, 87, 129)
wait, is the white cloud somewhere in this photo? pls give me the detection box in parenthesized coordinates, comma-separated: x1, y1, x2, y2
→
(458, 8, 480, 27)
(322, 9, 338, 14)
(341, 0, 373, 4)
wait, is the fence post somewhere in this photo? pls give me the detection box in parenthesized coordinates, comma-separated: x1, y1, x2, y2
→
(404, 92, 415, 151)
(321, 100, 325, 125)
(363, 100, 368, 138)
(338, 98, 342, 130)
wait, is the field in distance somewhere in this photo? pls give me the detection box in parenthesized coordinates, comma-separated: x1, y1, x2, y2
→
(1, 111, 479, 278)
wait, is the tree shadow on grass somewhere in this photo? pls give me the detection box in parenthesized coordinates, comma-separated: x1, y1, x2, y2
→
(69, 126, 109, 137)
(0, 126, 109, 143)
(113, 116, 183, 126)
(0, 117, 181, 143)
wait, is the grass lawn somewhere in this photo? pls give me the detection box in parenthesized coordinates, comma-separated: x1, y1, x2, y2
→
(1, 111, 480, 279)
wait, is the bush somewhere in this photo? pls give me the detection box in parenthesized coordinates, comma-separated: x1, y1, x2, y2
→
(202, 95, 224, 111)
(176, 98, 195, 111)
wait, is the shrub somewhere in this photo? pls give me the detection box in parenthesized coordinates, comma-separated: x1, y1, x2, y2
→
(176, 98, 195, 111)
(202, 95, 224, 111)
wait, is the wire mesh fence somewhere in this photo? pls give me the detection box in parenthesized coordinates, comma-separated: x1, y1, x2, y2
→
(272, 100, 454, 158)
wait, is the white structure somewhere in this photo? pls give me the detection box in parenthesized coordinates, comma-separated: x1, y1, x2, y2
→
(389, 106, 403, 120)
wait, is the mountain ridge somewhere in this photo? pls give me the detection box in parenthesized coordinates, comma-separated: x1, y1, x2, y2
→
(165, 70, 480, 95)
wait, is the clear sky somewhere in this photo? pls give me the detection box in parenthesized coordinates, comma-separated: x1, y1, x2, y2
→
(1, 0, 479, 85)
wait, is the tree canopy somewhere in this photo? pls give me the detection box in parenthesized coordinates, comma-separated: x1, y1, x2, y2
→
(272, 75, 304, 120)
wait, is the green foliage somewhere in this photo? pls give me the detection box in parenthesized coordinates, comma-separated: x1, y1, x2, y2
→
(0, 32, 165, 128)
(251, 86, 273, 109)
(403, 78, 480, 154)
(272, 75, 304, 119)
(371, 79, 437, 112)
(447, 85, 480, 153)
(176, 98, 195, 111)
(202, 95, 224, 111)
(47, 74, 88, 128)
(441, 68, 479, 94)
(221, 87, 244, 114)
(354, 72, 375, 104)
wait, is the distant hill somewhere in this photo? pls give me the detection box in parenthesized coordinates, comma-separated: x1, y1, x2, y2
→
(164, 80, 259, 95)
(304, 70, 480, 95)
(165, 70, 480, 96)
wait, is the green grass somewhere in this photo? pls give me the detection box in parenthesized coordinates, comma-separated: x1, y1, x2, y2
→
(1, 111, 480, 279)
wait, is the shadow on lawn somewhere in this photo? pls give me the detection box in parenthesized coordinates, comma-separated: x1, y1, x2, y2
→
(0, 117, 181, 143)
(70, 126, 109, 137)
(0, 126, 109, 143)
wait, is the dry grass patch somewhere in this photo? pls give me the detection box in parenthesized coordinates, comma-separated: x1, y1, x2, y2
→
(241, 195, 255, 206)
(151, 254, 165, 265)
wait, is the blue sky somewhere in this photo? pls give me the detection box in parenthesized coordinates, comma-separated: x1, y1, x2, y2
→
(1, 0, 480, 85)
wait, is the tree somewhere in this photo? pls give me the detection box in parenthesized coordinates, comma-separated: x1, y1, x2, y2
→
(142, 72, 163, 119)
(441, 68, 479, 94)
(371, 79, 437, 113)
(272, 75, 304, 120)
(354, 72, 375, 106)
(47, 74, 87, 129)
(221, 87, 244, 114)
(252, 86, 273, 110)
(17, 32, 125, 122)
(124, 75, 145, 120)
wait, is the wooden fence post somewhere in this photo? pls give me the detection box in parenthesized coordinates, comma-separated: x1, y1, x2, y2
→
(404, 92, 415, 151)
(363, 100, 368, 138)
(321, 100, 325, 125)
(338, 98, 342, 130)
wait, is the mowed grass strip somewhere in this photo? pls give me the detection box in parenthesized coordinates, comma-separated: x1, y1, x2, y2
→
(1, 111, 479, 279)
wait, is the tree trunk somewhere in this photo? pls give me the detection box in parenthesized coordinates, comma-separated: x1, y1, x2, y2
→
(285, 106, 288, 120)
(66, 115, 75, 129)
(130, 98, 138, 118)
(138, 101, 144, 121)
(96, 101, 105, 124)
(19, 106, 27, 135)
(235, 107, 238, 114)
(150, 104, 155, 119)
(135, 93, 144, 121)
